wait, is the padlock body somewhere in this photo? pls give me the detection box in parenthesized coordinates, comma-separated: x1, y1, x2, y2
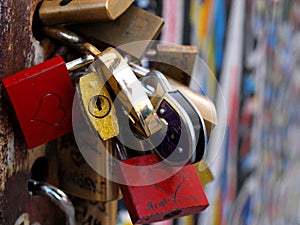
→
(154, 44, 197, 86)
(194, 160, 214, 186)
(116, 154, 209, 224)
(2, 56, 74, 149)
(39, 0, 134, 25)
(68, 6, 164, 59)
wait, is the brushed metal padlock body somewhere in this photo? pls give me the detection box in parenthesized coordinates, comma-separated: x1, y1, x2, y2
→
(68, 6, 164, 59)
(39, 0, 134, 25)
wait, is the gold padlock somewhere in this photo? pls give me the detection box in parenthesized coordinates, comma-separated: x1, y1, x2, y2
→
(67, 5, 164, 59)
(39, 0, 134, 25)
(43, 26, 121, 141)
(194, 160, 214, 186)
(79, 72, 119, 141)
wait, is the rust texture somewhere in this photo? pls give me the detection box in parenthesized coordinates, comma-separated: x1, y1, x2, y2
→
(0, 0, 65, 224)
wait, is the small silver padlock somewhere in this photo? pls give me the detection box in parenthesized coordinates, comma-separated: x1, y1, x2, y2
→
(139, 68, 207, 166)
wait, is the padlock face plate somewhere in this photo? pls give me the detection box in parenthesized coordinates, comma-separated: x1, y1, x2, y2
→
(155, 98, 191, 164)
(2, 56, 74, 149)
(117, 154, 209, 224)
(78, 72, 119, 140)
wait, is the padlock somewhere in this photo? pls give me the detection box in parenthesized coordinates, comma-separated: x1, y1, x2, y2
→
(194, 160, 214, 186)
(2, 55, 92, 149)
(130, 62, 217, 136)
(67, 5, 164, 59)
(71, 197, 118, 225)
(39, 0, 134, 25)
(2, 28, 126, 149)
(115, 141, 209, 224)
(43, 26, 164, 139)
(149, 44, 198, 86)
(28, 179, 76, 225)
(141, 70, 207, 165)
(91, 47, 165, 138)
(56, 132, 120, 202)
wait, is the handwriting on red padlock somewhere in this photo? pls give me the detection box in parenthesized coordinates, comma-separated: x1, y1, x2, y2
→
(116, 154, 209, 224)
(2, 56, 74, 149)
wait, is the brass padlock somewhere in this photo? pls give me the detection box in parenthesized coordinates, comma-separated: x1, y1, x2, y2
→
(43, 26, 121, 141)
(39, 0, 134, 25)
(56, 133, 120, 202)
(78, 72, 119, 141)
(151, 44, 198, 86)
(67, 5, 164, 59)
(194, 160, 214, 186)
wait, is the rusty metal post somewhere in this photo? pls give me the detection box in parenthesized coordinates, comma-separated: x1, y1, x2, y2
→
(0, 1, 65, 224)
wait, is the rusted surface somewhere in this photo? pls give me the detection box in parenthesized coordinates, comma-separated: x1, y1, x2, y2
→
(0, 0, 65, 224)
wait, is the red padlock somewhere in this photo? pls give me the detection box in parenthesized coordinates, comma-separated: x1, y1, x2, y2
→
(2, 55, 94, 149)
(116, 153, 209, 224)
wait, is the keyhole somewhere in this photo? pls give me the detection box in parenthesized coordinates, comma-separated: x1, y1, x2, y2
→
(88, 95, 112, 119)
(60, 0, 72, 6)
(96, 97, 102, 111)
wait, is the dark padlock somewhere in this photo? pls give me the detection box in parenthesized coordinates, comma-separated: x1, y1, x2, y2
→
(39, 0, 134, 25)
(133, 68, 207, 165)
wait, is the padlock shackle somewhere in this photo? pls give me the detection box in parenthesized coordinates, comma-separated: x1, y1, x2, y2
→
(43, 26, 101, 57)
(66, 54, 94, 71)
(28, 180, 76, 225)
(43, 26, 103, 73)
(43, 26, 85, 51)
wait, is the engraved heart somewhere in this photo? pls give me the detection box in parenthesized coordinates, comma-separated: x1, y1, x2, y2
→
(31, 93, 66, 126)
(149, 168, 185, 203)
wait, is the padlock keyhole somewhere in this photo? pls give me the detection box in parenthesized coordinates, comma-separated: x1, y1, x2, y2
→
(60, 0, 72, 6)
(163, 210, 181, 220)
(96, 97, 103, 111)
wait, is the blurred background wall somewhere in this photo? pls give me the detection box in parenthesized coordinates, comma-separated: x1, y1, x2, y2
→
(117, 0, 300, 224)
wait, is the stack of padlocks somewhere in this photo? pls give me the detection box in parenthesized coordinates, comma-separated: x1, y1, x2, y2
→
(3, 1, 217, 224)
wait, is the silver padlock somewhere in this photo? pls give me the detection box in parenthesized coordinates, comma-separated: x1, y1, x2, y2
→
(133, 65, 207, 165)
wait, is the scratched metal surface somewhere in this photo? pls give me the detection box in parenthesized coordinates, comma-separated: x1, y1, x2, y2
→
(0, 0, 65, 224)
